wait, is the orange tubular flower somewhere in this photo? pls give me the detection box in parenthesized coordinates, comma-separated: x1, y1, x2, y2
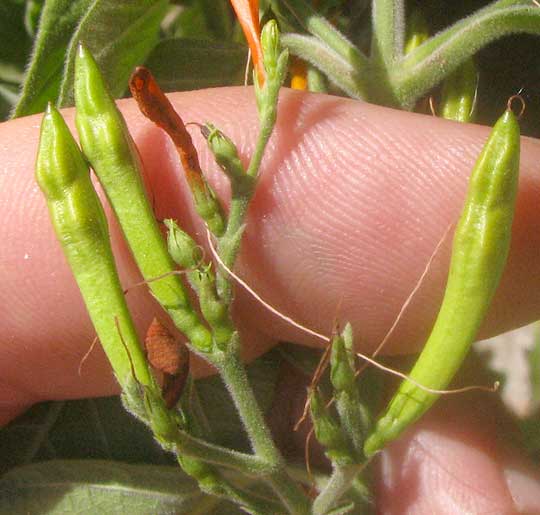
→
(230, 0, 266, 85)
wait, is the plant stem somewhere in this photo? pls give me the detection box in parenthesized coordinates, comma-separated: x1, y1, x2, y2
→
(371, 0, 405, 67)
(173, 429, 272, 475)
(281, 33, 368, 99)
(312, 465, 363, 515)
(213, 348, 310, 514)
(215, 105, 276, 302)
(335, 391, 369, 458)
(219, 480, 287, 515)
(280, 0, 369, 69)
(396, 4, 540, 108)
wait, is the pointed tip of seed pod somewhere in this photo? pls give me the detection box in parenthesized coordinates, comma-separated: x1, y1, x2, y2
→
(77, 41, 91, 61)
(75, 41, 100, 75)
(43, 102, 62, 126)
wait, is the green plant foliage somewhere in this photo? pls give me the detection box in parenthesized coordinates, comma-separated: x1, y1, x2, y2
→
(144, 38, 246, 91)
(13, 0, 168, 117)
(0, 460, 243, 514)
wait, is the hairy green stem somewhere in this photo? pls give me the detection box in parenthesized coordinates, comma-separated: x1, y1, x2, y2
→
(335, 391, 369, 458)
(313, 465, 363, 515)
(213, 347, 310, 514)
(396, 4, 540, 107)
(281, 33, 368, 99)
(215, 105, 276, 302)
(371, 0, 405, 66)
(173, 430, 272, 475)
(280, 0, 368, 69)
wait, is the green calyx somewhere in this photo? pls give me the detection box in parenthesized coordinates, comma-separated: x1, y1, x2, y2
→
(330, 324, 356, 395)
(165, 218, 202, 269)
(310, 389, 354, 465)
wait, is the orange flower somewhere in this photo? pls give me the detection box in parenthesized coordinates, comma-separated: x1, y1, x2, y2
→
(230, 0, 265, 85)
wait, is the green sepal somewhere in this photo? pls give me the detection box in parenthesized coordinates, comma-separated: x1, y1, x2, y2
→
(194, 266, 234, 347)
(330, 324, 356, 395)
(255, 20, 289, 117)
(204, 123, 255, 196)
(261, 19, 280, 75)
(165, 218, 201, 269)
(310, 389, 354, 465)
(191, 179, 226, 237)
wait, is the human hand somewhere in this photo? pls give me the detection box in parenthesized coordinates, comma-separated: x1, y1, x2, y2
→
(1, 88, 540, 512)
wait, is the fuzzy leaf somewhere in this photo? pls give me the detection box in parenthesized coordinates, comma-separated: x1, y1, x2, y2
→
(12, 0, 92, 117)
(0, 460, 242, 514)
(144, 38, 246, 91)
(13, 0, 168, 117)
(57, 0, 168, 107)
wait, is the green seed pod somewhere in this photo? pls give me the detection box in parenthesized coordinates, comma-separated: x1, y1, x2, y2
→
(310, 389, 354, 465)
(364, 107, 521, 456)
(74, 44, 212, 353)
(164, 219, 201, 269)
(440, 58, 478, 123)
(35, 104, 152, 390)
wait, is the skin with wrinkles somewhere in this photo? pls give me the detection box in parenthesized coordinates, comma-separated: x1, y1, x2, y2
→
(2, 87, 540, 511)
(2, 86, 540, 406)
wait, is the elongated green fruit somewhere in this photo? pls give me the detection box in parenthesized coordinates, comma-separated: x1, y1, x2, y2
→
(74, 44, 212, 352)
(35, 104, 152, 389)
(364, 108, 521, 456)
(440, 58, 478, 123)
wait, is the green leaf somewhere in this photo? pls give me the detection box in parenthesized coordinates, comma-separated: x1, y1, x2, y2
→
(57, 0, 169, 107)
(0, 1, 32, 84)
(12, 0, 93, 117)
(13, 0, 168, 118)
(0, 460, 242, 514)
(198, 0, 233, 40)
(167, 3, 212, 39)
(281, 33, 367, 99)
(0, 402, 65, 475)
(396, 3, 540, 108)
(0, 397, 172, 475)
(144, 38, 247, 91)
(24, 0, 45, 37)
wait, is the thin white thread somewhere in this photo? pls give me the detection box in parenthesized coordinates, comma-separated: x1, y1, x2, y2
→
(244, 48, 252, 87)
(205, 228, 498, 396)
(78, 336, 98, 376)
(366, 223, 453, 363)
(205, 229, 329, 343)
